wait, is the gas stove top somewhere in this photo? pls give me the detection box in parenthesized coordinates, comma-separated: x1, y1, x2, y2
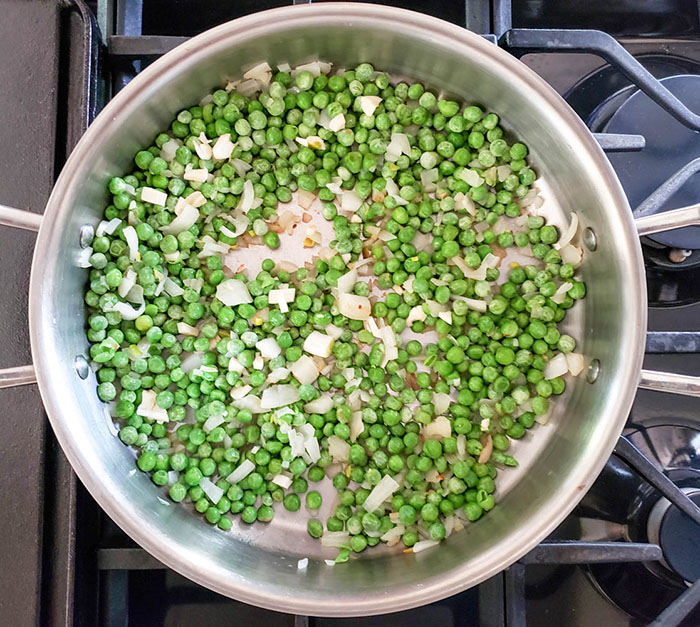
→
(1, 1, 700, 625)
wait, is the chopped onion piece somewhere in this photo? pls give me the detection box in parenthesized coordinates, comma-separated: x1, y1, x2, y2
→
(162, 203, 199, 235)
(230, 384, 252, 401)
(336, 269, 358, 294)
(105, 300, 144, 321)
(118, 268, 137, 298)
(329, 113, 346, 132)
(140, 187, 167, 206)
(362, 474, 400, 513)
(160, 139, 180, 162)
(226, 459, 256, 485)
(433, 394, 451, 416)
(237, 179, 255, 213)
(96, 218, 121, 237)
(385, 132, 411, 162)
(121, 225, 139, 261)
(321, 531, 350, 548)
(406, 306, 427, 326)
(291, 355, 319, 385)
(216, 279, 252, 306)
(261, 384, 300, 409)
(303, 331, 335, 358)
(268, 286, 295, 314)
(212, 133, 235, 160)
(560, 244, 583, 267)
(231, 158, 251, 177)
(305, 436, 321, 463)
(478, 435, 493, 464)
(304, 395, 333, 414)
(163, 278, 184, 297)
(551, 282, 574, 305)
(544, 353, 569, 380)
(328, 435, 350, 462)
(338, 293, 371, 320)
(202, 412, 225, 433)
(456, 169, 484, 188)
(412, 539, 440, 554)
(194, 139, 212, 160)
(341, 190, 363, 213)
(423, 416, 452, 440)
(183, 166, 209, 183)
(243, 61, 271, 83)
(453, 295, 488, 313)
(380, 525, 405, 543)
(384, 177, 409, 206)
(359, 95, 382, 116)
(566, 353, 585, 376)
(254, 338, 280, 360)
(556, 212, 579, 249)
(200, 477, 224, 504)
(350, 411, 364, 442)
(298, 189, 316, 210)
(267, 367, 290, 384)
(272, 474, 292, 489)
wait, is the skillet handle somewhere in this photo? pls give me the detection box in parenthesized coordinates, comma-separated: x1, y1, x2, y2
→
(0, 204, 43, 232)
(0, 204, 40, 388)
(635, 203, 700, 237)
(639, 370, 700, 398)
(0, 365, 37, 389)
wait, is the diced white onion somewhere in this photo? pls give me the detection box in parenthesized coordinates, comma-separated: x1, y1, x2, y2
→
(238, 179, 255, 213)
(291, 355, 319, 385)
(433, 394, 451, 416)
(423, 415, 452, 440)
(200, 477, 223, 504)
(412, 539, 440, 554)
(321, 531, 350, 548)
(304, 395, 334, 414)
(243, 61, 272, 83)
(328, 435, 350, 462)
(544, 353, 569, 379)
(261, 384, 300, 409)
(362, 474, 400, 513)
(255, 337, 281, 359)
(230, 384, 252, 401)
(122, 225, 139, 261)
(350, 411, 364, 442)
(216, 279, 252, 306)
(560, 244, 583, 267)
(226, 459, 256, 484)
(212, 133, 235, 160)
(328, 113, 346, 132)
(297, 557, 309, 570)
(96, 218, 121, 237)
(336, 269, 358, 294)
(184, 166, 209, 183)
(105, 300, 144, 321)
(453, 295, 488, 313)
(303, 331, 334, 358)
(359, 95, 382, 116)
(202, 413, 225, 433)
(268, 367, 290, 384)
(551, 282, 574, 304)
(305, 436, 321, 463)
(384, 177, 409, 206)
(160, 139, 180, 162)
(163, 278, 184, 297)
(341, 190, 363, 213)
(298, 189, 316, 210)
(456, 169, 484, 188)
(141, 187, 167, 206)
(162, 203, 199, 235)
(566, 353, 585, 376)
(385, 133, 410, 162)
(556, 212, 579, 249)
(338, 293, 371, 320)
(194, 139, 213, 160)
(272, 474, 293, 489)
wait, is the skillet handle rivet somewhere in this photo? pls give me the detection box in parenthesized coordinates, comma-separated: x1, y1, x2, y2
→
(74, 355, 89, 379)
(583, 227, 597, 251)
(79, 224, 94, 249)
(586, 359, 601, 384)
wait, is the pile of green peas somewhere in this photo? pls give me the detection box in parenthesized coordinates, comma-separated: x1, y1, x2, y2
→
(84, 61, 585, 558)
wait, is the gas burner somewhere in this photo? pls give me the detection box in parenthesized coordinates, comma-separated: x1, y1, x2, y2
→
(645, 259, 700, 307)
(566, 57, 700, 255)
(581, 425, 700, 623)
